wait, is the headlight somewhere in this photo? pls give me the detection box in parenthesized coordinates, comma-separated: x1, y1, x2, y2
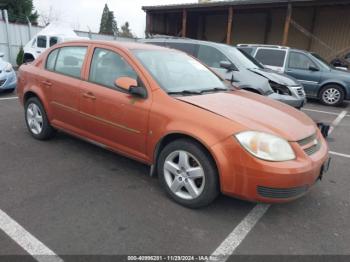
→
(235, 131, 295, 161)
(269, 81, 291, 96)
(4, 63, 12, 72)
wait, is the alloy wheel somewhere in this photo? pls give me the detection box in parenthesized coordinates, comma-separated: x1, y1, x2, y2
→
(26, 103, 43, 135)
(163, 150, 205, 200)
(322, 88, 341, 105)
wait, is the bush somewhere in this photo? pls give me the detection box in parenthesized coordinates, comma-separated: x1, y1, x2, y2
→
(16, 46, 24, 67)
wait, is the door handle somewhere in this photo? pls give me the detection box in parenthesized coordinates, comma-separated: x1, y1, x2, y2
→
(83, 92, 96, 100)
(41, 80, 52, 87)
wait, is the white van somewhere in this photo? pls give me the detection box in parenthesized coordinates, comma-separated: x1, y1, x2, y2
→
(23, 24, 88, 63)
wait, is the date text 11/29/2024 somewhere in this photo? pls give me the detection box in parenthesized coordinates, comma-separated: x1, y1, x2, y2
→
(127, 255, 221, 261)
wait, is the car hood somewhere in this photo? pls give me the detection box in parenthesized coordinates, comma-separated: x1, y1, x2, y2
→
(248, 68, 300, 86)
(176, 91, 315, 141)
(329, 67, 350, 78)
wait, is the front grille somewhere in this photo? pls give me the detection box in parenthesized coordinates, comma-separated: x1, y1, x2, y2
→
(304, 141, 321, 156)
(257, 185, 309, 199)
(0, 79, 6, 87)
(297, 133, 317, 146)
(296, 87, 305, 97)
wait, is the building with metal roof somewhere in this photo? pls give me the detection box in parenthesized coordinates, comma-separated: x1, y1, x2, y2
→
(142, 0, 350, 59)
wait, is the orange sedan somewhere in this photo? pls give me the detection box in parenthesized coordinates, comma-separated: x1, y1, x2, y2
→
(17, 40, 330, 208)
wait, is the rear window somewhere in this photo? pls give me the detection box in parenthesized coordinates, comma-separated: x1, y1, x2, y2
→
(255, 49, 286, 67)
(165, 42, 197, 56)
(238, 47, 254, 55)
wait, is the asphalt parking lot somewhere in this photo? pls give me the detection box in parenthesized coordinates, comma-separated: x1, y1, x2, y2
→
(0, 91, 349, 261)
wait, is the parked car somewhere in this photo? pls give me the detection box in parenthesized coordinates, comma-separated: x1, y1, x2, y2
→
(329, 57, 349, 71)
(17, 40, 329, 208)
(23, 23, 88, 63)
(238, 44, 350, 106)
(0, 53, 17, 92)
(141, 38, 306, 109)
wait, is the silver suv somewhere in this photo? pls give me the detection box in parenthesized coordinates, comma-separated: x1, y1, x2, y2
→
(238, 44, 350, 106)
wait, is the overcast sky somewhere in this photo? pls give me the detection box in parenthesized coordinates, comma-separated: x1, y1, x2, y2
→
(33, 0, 195, 37)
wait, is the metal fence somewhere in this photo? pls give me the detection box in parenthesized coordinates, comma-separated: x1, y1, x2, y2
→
(0, 10, 134, 66)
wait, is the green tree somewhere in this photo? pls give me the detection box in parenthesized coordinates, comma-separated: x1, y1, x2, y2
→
(99, 4, 109, 34)
(119, 22, 134, 38)
(99, 4, 118, 36)
(16, 46, 24, 66)
(0, 0, 38, 24)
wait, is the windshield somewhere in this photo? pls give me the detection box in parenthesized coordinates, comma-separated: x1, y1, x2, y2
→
(311, 53, 331, 70)
(223, 46, 264, 69)
(133, 50, 228, 93)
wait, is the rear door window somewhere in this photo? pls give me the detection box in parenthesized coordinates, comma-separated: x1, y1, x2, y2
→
(165, 42, 197, 56)
(255, 49, 286, 67)
(197, 45, 229, 68)
(46, 49, 59, 71)
(54, 46, 87, 79)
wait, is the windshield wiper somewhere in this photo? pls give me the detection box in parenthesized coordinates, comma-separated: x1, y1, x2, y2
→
(199, 87, 229, 93)
(168, 90, 203, 96)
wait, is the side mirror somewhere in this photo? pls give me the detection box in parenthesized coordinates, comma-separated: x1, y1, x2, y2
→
(309, 65, 319, 72)
(115, 77, 147, 98)
(0, 53, 4, 58)
(220, 61, 236, 71)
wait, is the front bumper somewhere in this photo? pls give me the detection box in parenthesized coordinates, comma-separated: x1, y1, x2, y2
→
(267, 92, 306, 109)
(210, 130, 329, 203)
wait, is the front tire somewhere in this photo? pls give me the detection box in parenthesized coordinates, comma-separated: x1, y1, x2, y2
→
(157, 139, 219, 208)
(25, 97, 56, 140)
(320, 85, 344, 106)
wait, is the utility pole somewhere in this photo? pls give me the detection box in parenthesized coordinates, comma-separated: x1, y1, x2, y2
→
(3, 9, 12, 63)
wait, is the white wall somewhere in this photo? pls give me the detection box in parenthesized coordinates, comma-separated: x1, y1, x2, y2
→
(0, 20, 134, 65)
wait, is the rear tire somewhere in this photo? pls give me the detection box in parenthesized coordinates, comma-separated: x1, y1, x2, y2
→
(320, 85, 344, 106)
(157, 139, 219, 208)
(24, 97, 56, 140)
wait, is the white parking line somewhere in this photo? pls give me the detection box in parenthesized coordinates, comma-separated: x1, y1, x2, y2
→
(329, 110, 348, 135)
(209, 204, 270, 262)
(0, 209, 63, 262)
(329, 151, 350, 158)
(302, 108, 349, 116)
(0, 96, 18, 101)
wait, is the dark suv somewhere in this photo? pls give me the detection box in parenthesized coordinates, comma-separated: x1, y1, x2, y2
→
(141, 38, 306, 109)
(238, 44, 350, 106)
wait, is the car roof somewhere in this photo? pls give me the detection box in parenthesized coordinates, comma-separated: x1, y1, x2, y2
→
(143, 37, 231, 50)
(55, 39, 172, 51)
(237, 44, 313, 54)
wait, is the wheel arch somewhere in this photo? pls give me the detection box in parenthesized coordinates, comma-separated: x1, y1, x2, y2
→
(23, 53, 35, 63)
(23, 90, 52, 119)
(318, 82, 347, 99)
(152, 133, 220, 182)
